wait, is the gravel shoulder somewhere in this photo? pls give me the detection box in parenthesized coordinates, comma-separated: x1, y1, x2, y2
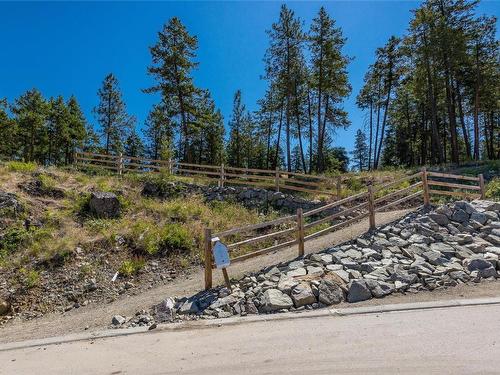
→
(0, 208, 412, 343)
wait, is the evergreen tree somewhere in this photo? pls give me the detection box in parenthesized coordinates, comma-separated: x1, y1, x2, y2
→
(145, 17, 200, 162)
(309, 7, 352, 172)
(351, 129, 369, 171)
(145, 103, 173, 160)
(0, 99, 17, 159)
(124, 128, 145, 158)
(11, 89, 49, 163)
(94, 73, 133, 154)
(226, 90, 246, 167)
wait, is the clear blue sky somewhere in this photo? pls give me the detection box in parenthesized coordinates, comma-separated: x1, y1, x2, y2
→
(0, 1, 498, 153)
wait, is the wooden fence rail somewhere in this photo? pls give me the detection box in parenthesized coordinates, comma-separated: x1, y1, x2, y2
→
(74, 151, 343, 198)
(203, 168, 486, 290)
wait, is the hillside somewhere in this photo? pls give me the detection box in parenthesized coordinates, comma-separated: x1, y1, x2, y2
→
(1, 161, 499, 329)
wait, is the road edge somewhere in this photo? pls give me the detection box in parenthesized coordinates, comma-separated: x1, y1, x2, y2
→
(2, 296, 500, 352)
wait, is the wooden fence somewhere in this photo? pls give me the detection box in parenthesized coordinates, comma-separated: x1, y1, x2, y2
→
(74, 151, 343, 197)
(203, 169, 485, 290)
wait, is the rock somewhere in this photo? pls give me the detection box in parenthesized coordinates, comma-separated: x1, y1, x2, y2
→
(347, 280, 372, 303)
(479, 266, 498, 279)
(291, 283, 316, 307)
(287, 267, 307, 278)
(429, 213, 449, 226)
(260, 289, 293, 312)
(306, 266, 324, 277)
(0, 191, 23, 215)
(422, 250, 448, 266)
(467, 258, 493, 272)
(471, 212, 487, 225)
(89, 192, 121, 218)
(277, 276, 299, 295)
(154, 297, 176, 322)
(365, 280, 394, 298)
(318, 279, 344, 305)
(0, 298, 11, 315)
(451, 209, 469, 223)
(112, 315, 126, 325)
(389, 269, 418, 285)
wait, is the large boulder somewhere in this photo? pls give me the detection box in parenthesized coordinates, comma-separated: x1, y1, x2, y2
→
(318, 279, 344, 305)
(291, 282, 316, 308)
(0, 298, 11, 315)
(260, 289, 293, 312)
(347, 280, 372, 303)
(89, 192, 121, 218)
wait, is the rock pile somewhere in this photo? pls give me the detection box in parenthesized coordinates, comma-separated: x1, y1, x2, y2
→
(119, 199, 500, 327)
(142, 181, 328, 214)
(0, 191, 24, 216)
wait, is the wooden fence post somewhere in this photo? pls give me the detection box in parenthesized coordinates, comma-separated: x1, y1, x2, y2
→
(367, 184, 375, 230)
(479, 174, 485, 199)
(168, 158, 173, 175)
(275, 167, 280, 192)
(220, 163, 225, 187)
(421, 167, 430, 207)
(336, 176, 342, 200)
(117, 153, 123, 176)
(297, 208, 305, 257)
(204, 228, 213, 290)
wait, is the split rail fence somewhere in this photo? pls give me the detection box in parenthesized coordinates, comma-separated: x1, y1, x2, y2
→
(203, 169, 485, 290)
(74, 151, 343, 197)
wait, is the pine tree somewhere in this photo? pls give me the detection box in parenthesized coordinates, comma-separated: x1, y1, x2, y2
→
(0, 98, 17, 159)
(66, 96, 88, 163)
(145, 17, 200, 162)
(226, 90, 246, 167)
(352, 129, 368, 171)
(124, 128, 145, 158)
(11, 89, 49, 163)
(309, 7, 352, 172)
(94, 73, 133, 154)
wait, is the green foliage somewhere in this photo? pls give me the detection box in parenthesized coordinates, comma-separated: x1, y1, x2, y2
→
(19, 268, 40, 289)
(119, 258, 145, 277)
(160, 223, 192, 253)
(0, 227, 29, 254)
(486, 178, 500, 200)
(6, 161, 37, 173)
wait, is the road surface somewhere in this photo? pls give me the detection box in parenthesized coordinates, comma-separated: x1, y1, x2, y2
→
(1, 300, 499, 374)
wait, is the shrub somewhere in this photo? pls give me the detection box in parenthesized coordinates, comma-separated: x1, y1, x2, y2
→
(486, 177, 500, 199)
(160, 223, 192, 253)
(119, 258, 145, 277)
(0, 227, 29, 254)
(6, 161, 37, 173)
(20, 268, 40, 289)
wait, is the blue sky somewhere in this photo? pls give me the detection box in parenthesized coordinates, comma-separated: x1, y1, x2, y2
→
(0, 1, 498, 153)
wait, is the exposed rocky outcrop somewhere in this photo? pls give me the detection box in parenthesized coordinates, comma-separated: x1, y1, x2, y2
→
(117, 199, 500, 328)
(142, 181, 331, 214)
(0, 191, 23, 216)
(18, 178, 65, 199)
(89, 192, 121, 218)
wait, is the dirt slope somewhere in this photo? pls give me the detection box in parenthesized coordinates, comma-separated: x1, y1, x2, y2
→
(0, 209, 412, 343)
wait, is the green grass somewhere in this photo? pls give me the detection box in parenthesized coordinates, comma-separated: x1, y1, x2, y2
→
(119, 258, 146, 277)
(6, 161, 37, 173)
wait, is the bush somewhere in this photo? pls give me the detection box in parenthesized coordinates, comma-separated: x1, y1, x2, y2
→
(119, 258, 145, 277)
(160, 223, 192, 253)
(486, 177, 500, 199)
(20, 268, 40, 289)
(6, 161, 37, 173)
(0, 227, 29, 254)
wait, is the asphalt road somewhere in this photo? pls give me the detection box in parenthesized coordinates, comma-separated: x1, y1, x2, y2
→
(1, 300, 499, 375)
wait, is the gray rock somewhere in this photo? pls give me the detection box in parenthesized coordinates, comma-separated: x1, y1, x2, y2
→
(0, 191, 24, 215)
(470, 212, 487, 225)
(347, 280, 372, 303)
(112, 315, 126, 325)
(389, 269, 418, 285)
(479, 267, 498, 279)
(287, 267, 307, 278)
(306, 265, 324, 277)
(467, 258, 493, 272)
(429, 213, 449, 226)
(277, 276, 299, 295)
(89, 192, 121, 218)
(365, 280, 394, 298)
(451, 209, 469, 223)
(318, 279, 344, 305)
(422, 250, 448, 266)
(260, 289, 293, 312)
(291, 283, 316, 307)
